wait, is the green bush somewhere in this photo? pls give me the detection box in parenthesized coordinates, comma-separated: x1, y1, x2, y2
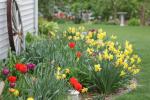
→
(38, 17, 59, 36)
(128, 18, 140, 26)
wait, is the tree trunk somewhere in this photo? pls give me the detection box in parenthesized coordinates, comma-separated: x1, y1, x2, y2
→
(111, 0, 117, 23)
(140, 4, 145, 26)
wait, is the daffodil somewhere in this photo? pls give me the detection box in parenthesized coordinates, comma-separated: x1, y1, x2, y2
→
(120, 71, 126, 76)
(130, 57, 135, 64)
(56, 75, 61, 80)
(137, 57, 141, 63)
(65, 68, 70, 74)
(98, 54, 103, 61)
(71, 27, 76, 33)
(57, 67, 61, 71)
(68, 36, 72, 40)
(61, 74, 66, 79)
(132, 69, 140, 75)
(97, 32, 106, 40)
(81, 87, 88, 93)
(27, 97, 34, 100)
(76, 32, 80, 36)
(87, 48, 94, 55)
(13, 89, 19, 96)
(129, 82, 137, 90)
(111, 35, 117, 40)
(94, 64, 102, 72)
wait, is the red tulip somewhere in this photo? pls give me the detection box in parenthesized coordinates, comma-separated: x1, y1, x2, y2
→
(15, 63, 28, 73)
(69, 77, 78, 86)
(76, 51, 82, 58)
(68, 42, 76, 49)
(74, 82, 83, 91)
(8, 76, 17, 83)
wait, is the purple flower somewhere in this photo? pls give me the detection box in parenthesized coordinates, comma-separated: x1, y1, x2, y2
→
(26, 63, 36, 70)
(10, 83, 16, 88)
(2, 67, 9, 76)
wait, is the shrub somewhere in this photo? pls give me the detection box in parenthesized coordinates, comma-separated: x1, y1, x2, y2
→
(128, 18, 140, 26)
(38, 17, 59, 36)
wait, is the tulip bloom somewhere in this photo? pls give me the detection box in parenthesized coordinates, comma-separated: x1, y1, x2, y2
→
(69, 77, 78, 86)
(2, 67, 9, 75)
(8, 76, 17, 83)
(15, 63, 28, 73)
(10, 83, 16, 88)
(27, 63, 36, 70)
(74, 82, 82, 91)
(76, 51, 82, 58)
(68, 42, 76, 49)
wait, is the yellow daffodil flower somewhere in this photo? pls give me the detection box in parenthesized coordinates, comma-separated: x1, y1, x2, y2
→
(94, 64, 102, 72)
(87, 48, 94, 55)
(13, 89, 19, 96)
(61, 74, 66, 79)
(27, 97, 34, 100)
(120, 71, 126, 76)
(111, 35, 117, 40)
(65, 68, 70, 74)
(81, 87, 88, 93)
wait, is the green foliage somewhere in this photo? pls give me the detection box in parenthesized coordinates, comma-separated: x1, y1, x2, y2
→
(38, 17, 59, 36)
(128, 18, 140, 26)
(23, 63, 68, 100)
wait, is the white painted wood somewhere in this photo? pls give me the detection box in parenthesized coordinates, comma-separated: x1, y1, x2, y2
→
(34, 0, 38, 35)
(0, 0, 38, 59)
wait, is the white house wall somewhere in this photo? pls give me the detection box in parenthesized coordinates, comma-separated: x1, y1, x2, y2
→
(0, 0, 38, 59)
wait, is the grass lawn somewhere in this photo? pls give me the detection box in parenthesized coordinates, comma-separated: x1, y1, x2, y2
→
(59, 23, 150, 100)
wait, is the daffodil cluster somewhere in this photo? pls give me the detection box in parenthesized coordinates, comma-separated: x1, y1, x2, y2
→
(55, 67, 70, 80)
(63, 27, 85, 41)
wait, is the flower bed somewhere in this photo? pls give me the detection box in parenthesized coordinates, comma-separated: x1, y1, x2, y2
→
(0, 26, 141, 100)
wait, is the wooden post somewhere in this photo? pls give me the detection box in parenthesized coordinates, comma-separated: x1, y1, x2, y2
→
(0, 81, 5, 96)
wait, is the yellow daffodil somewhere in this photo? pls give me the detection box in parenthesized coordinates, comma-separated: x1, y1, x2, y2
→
(73, 36, 80, 41)
(120, 71, 126, 77)
(98, 54, 103, 61)
(130, 57, 135, 64)
(76, 32, 80, 36)
(13, 89, 19, 96)
(65, 68, 70, 74)
(111, 35, 117, 40)
(61, 74, 66, 79)
(123, 62, 128, 69)
(128, 67, 132, 72)
(129, 82, 137, 90)
(27, 97, 34, 100)
(79, 26, 85, 31)
(132, 69, 140, 75)
(94, 64, 102, 72)
(81, 87, 88, 93)
(108, 54, 113, 61)
(56, 74, 61, 80)
(57, 67, 61, 71)
(68, 36, 72, 40)
(97, 32, 106, 40)
(87, 48, 94, 55)
(137, 57, 141, 63)
(98, 29, 103, 33)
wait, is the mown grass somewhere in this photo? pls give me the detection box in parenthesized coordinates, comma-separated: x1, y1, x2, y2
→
(59, 23, 150, 100)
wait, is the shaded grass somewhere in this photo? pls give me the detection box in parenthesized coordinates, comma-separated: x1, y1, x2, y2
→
(59, 23, 150, 100)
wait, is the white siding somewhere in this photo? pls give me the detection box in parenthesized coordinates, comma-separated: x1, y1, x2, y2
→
(0, 0, 38, 59)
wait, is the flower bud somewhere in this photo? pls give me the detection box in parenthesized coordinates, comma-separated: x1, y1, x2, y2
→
(10, 83, 16, 88)
(2, 67, 9, 76)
